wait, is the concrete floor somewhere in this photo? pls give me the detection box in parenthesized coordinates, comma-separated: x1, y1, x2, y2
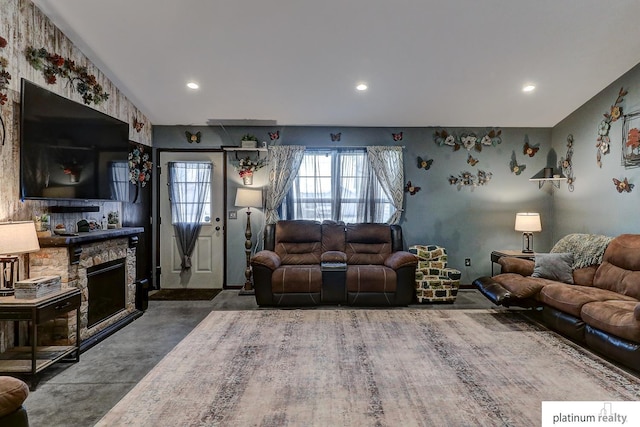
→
(25, 289, 496, 426)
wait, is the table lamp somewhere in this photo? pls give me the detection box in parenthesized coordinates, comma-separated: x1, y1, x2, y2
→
(514, 213, 541, 253)
(235, 188, 263, 295)
(0, 221, 41, 296)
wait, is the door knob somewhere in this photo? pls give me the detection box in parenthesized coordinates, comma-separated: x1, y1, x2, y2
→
(215, 226, 221, 231)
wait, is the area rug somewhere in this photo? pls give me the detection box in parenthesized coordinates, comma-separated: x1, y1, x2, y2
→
(96, 309, 640, 426)
(148, 288, 222, 301)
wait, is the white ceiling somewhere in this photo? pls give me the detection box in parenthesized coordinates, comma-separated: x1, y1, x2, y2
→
(32, 0, 640, 128)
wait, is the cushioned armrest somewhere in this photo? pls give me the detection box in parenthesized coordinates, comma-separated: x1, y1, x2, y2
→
(385, 251, 418, 270)
(321, 251, 347, 263)
(251, 250, 281, 270)
(635, 303, 640, 321)
(473, 276, 512, 306)
(498, 257, 534, 276)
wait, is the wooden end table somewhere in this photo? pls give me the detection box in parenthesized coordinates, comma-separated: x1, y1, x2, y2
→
(0, 288, 81, 387)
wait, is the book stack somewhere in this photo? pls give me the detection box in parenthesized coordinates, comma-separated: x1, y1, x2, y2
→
(14, 275, 62, 299)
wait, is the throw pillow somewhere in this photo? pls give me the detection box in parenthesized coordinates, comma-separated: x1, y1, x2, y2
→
(531, 252, 574, 284)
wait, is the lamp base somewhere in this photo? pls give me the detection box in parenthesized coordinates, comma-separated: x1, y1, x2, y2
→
(521, 232, 534, 253)
(0, 288, 15, 297)
(238, 287, 255, 296)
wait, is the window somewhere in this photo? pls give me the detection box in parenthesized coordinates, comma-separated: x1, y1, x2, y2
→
(168, 162, 212, 224)
(282, 149, 394, 223)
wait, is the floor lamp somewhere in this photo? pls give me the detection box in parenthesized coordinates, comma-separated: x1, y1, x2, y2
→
(235, 188, 263, 295)
(0, 221, 41, 296)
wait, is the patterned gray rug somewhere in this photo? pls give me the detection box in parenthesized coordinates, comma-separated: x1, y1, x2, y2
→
(96, 309, 640, 426)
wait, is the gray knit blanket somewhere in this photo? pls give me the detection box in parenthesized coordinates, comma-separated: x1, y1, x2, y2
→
(550, 233, 614, 269)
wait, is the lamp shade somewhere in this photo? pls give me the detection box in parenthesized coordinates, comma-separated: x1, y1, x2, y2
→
(235, 188, 263, 208)
(514, 213, 542, 232)
(0, 221, 41, 255)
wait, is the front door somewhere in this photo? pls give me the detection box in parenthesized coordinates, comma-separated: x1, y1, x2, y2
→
(159, 151, 224, 289)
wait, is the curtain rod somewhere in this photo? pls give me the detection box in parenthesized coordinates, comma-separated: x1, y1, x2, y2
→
(301, 145, 405, 150)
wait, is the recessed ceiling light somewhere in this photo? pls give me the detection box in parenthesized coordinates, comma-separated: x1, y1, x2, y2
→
(356, 83, 368, 91)
(522, 84, 536, 93)
(187, 82, 199, 90)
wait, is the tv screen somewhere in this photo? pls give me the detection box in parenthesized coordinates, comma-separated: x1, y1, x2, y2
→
(20, 78, 130, 201)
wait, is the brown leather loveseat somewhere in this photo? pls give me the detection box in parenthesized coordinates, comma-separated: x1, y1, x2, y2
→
(251, 220, 417, 307)
(474, 233, 640, 372)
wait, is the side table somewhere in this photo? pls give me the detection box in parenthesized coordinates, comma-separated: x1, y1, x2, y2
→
(0, 288, 81, 386)
(491, 250, 535, 275)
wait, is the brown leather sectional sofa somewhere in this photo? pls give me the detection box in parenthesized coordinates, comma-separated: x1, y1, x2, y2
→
(474, 233, 640, 372)
(251, 220, 417, 307)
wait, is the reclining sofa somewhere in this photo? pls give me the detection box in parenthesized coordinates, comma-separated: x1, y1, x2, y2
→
(251, 220, 417, 307)
(474, 233, 640, 372)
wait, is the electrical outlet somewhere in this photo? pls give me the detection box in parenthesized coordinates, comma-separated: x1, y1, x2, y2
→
(464, 258, 471, 267)
(228, 211, 237, 220)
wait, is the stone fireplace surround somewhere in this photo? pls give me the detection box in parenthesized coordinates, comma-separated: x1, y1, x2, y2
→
(28, 228, 143, 348)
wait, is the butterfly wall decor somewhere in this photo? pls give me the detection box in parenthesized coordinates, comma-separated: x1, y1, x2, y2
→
(133, 117, 144, 133)
(185, 131, 202, 144)
(268, 131, 280, 140)
(467, 154, 479, 166)
(330, 132, 341, 142)
(613, 177, 634, 193)
(417, 156, 433, 170)
(523, 140, 539, 157)
(404, 181, 421, 195)
(392, 132, 403, 141)
(510, 151, 526, 175)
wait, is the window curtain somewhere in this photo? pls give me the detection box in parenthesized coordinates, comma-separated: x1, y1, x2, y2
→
(108, 161, 129, 202)
(367, 146, 404, 224)
(168, 162, 212, 270)
(265, 145, 305, 224)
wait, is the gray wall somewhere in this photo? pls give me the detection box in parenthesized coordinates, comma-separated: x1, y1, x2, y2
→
(154, 125, 556, 286)
(551, 62, 640, 239)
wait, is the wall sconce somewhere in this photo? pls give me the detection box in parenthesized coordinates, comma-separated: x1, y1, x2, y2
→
(235, 188, 263, 295)
(0, 221, 41, 296)
(514, 213, 541, 253)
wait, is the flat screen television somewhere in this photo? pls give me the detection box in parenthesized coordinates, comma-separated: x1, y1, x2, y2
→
(20, 78, 130, 201)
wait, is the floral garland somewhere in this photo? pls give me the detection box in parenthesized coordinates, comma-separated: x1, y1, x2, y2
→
(596, 87, 627, 167)
(0, 36, 10, 106)
(129, 144, 152, 187)
(231, 156, 266, 178)
(25, 46, 109, 105)
(434, 128, 502, 152)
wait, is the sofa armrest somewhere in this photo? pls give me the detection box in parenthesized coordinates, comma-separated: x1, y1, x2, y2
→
(251, 250, 281, 270)
(385, 251, 418, 270)
(635, 303, 640, 321)
(498, 257, 534, 276)
(321, 251, 347, 263)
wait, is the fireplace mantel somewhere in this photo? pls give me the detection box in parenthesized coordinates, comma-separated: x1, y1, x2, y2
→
(38, 227, 144, 264)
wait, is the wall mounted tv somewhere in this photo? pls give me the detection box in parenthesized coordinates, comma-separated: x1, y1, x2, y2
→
(20, 78, 130, 201)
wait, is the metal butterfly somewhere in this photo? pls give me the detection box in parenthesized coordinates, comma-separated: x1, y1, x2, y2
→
(330, 132, 341, 142)
(467, 154, 479, 166)
(185, 131, 201, 144)
(133, 117, 144, 133)
(392, 132, 403, 141)
(613, 177, 634, 193)
(523, 141, 540, 157)
(404, 181, 421, 195)
(417, 156, 433, 170)
(268, 131, 280, 140)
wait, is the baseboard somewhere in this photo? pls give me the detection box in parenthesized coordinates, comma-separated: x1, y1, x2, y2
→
(80, 310, 143, 353)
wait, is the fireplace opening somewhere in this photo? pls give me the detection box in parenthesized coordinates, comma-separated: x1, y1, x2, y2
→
(87, 258, 126, 328)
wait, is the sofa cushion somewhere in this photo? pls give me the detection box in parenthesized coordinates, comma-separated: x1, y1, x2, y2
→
(635, 303, 640, 321)
(0, 376, 28, 417)
(492, 273, 549, 299)
(581, 300, 640, 344)
(274, 220, 322, 265)
(593, 234, 640, 300)
(572, 266, 598, 287)
(271, 265, 322, 293)
(531, 253, 574, 284)
(345, 223, 392, 265)
(321, 220, 345, 252)
(497, 257, 534, 276)
(346, 265, 397, 293)
(540, 284, 637, 317)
